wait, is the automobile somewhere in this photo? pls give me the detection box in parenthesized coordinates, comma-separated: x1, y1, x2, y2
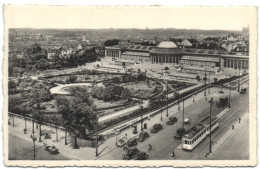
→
(184, 118, 190, 124)
(150, 123, 163, 133)
(219, 90, 224, 94)
(122, 147, 140, 160)
(44, 143, 59, 155)
(137, 131, 149, 142)
(166, 117, 178, 125)
(116, 135, 127, 147)
(240, 88, 247, 94)
(123, 138, 138, 150)
(132, 151, 149, 160)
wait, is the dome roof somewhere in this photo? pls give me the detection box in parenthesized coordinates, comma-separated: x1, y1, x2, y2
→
(158, 41, 178, 48)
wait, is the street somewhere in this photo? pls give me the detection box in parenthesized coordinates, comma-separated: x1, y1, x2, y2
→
(97, 86, 249, 160)
(8, 132, 69, 160)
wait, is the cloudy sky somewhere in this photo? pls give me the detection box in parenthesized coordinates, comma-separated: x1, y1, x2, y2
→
(4, 6, 256, 31)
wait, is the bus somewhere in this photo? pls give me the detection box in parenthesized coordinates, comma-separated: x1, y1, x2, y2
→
(182, 117, 219, 151)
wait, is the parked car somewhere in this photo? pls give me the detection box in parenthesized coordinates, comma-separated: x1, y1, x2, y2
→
(132, 151, 149, 160)
(117, 135, 127, 147)
(123, 138, 138, 150)
(122, 147, 140, 160)
(44, 143, 59, 155)
(166, 117, 178, 125)
(150, 123, 163, 133)
(240, 88, 247, 94)
(137, 131, 149, 142)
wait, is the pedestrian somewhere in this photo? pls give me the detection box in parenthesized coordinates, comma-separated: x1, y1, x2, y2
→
(148, 144, 152, 151)
(239, 117, 241, 123)
(171, 150, 175, 158)
(36, 124, 38, 130)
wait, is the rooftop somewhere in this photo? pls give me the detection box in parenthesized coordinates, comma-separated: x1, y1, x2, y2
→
(157, 41, 178, 48)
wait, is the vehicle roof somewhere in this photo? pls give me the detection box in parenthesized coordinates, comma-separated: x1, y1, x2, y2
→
(139, 131, 148, 134)
(183, 117, 218, 139)
(127, 138, 137, 142)
(128, 147, 138, 151)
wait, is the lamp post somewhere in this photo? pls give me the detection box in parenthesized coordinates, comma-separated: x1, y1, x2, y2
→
(166, 80, 169, 117)
(208, 74, 210, 94)
(182, 98, 185, 129)
(31, 116, 36, 160)
(209, 98, 213, 154)
(229, 74, 231, 108)
(160, 97, 163, 121)
(95, 116, 99, 157)
(204, 69, 207, 96)
(177, 88, 180, 111)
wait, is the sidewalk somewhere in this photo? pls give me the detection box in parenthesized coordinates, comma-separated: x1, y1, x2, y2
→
(8, 117, 116, 160)
(208, 112, 249, 157)
(208, 116, 249, 160)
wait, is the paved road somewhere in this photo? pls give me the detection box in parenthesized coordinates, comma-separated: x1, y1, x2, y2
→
(176, 89, 249, 160)
(8, 132, 69, 160)
(97, 86, 249, 160)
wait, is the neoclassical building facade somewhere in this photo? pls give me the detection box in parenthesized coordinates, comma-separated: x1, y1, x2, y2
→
(105, 41, 249, 69)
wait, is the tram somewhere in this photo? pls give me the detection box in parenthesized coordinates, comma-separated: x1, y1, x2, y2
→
(182, 117, 219, 151)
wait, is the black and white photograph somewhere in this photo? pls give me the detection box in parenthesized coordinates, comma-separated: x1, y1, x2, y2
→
(3, 6, 257, 167)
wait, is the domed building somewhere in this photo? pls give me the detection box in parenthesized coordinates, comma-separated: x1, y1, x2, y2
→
(157, 41, 178, 48)
(150, 41, 183, 64)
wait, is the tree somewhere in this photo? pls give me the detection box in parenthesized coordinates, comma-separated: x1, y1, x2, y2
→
(31, 43, 42, 54)
(177, 128, 186, 136)
(121, 89, 132, 101)
(69, 86, 93, 104)
(104, 39, 119, 46)
(31, 82, 52, 102)
(67, 75, 77, 83)
(27, 82, 51, 140)
(36, 58, 50, 70)
(164, 66, 169, 72)
(56, 96, 97, 149)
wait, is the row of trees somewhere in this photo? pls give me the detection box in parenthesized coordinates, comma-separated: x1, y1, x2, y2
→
(104, 39, 119, 46)
(9, 81, 53, 142)
(9, 82, 97, 149)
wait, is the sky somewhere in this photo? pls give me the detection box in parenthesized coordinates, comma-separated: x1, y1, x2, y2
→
(4, 6, 256, 31)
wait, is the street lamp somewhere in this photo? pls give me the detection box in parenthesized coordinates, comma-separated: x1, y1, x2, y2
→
(166, 80, 169, 117)
(208, 97, 213, 154)
(204, 69, 207, 96)
(208, 74, 210, 94)
(96, 116, 99, 157)
(160, 97, 163, 121)
(182, 98, 185, 129)
(229, 74, 231, 108)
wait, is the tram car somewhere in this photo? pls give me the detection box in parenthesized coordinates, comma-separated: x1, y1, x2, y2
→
(182, 117, 219, 151)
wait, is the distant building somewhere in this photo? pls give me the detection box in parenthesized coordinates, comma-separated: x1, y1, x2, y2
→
(82, 36, 86, 41)
(181, 39, 199, 48)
